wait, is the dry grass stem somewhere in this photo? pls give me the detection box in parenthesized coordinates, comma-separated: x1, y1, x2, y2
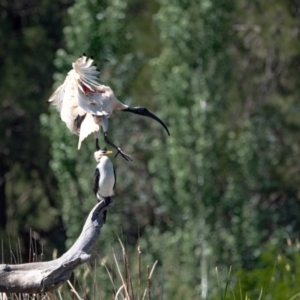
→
(113, 249, 130, 300)
(67, 280, 83, 300)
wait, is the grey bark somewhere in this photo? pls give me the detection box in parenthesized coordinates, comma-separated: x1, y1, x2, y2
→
(0, 199, 109, 293)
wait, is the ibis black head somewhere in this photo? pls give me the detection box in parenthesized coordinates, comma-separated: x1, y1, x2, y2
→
(122, 106, 170, 136)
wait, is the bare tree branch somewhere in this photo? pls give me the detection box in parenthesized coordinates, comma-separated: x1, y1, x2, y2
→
(0, 199, 110, 293)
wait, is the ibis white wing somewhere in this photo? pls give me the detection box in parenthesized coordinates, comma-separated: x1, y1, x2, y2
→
(48, 84, 65, 112)
(48, 70, 77, 110)
(78, 113, 100, 149)
(73, 56, 100, 93)
(73, 56, 127, 116)
(77, 91, 114, 116)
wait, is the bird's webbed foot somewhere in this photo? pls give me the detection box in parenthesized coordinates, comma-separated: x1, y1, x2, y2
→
(104, 133, 132, 161)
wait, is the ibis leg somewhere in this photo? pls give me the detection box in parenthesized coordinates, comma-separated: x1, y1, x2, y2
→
(95, 138, 100, 151)
(94, 131, 101, 151)
(104, 133, 132, 161)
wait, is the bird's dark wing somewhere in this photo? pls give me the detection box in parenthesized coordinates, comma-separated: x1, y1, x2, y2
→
(93, 168, 100, 195)
(113, 165, 116, 190)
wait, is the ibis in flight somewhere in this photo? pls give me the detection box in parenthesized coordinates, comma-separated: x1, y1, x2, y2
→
(93, 149, 116, 223)
(48, 55, 170, 160)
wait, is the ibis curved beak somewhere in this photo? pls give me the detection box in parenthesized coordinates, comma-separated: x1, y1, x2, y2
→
(122, 106, 170, 136)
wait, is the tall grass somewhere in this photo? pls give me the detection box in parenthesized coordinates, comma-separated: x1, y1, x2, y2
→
(0, 234, 159, 300)
(3, 235, 300, 299)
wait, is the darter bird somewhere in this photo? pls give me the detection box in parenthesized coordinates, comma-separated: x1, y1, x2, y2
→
(93, 149, 116, 223)
(48, 55, 170, 161)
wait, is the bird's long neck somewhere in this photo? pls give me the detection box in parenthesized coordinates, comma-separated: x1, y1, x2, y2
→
(113, 99, 128, 111)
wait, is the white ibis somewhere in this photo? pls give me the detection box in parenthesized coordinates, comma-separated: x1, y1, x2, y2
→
(93, 149, 115, 223)
(48, 55, 170, 160)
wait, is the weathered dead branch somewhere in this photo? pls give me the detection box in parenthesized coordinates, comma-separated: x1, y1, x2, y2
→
(0, 199, 109, 293)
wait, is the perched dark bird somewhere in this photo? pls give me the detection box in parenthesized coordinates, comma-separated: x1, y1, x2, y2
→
(93, 150, 116, 223)
(48, 55, 170, 161)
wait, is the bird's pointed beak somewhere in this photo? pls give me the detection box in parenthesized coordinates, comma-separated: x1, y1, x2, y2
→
(102, 150, 113, 155)
(94, 150, 113, 162)
(122, 106, 170, 136)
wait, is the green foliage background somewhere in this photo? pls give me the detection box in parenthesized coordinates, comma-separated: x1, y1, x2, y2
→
(2, 0, 300, 298)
